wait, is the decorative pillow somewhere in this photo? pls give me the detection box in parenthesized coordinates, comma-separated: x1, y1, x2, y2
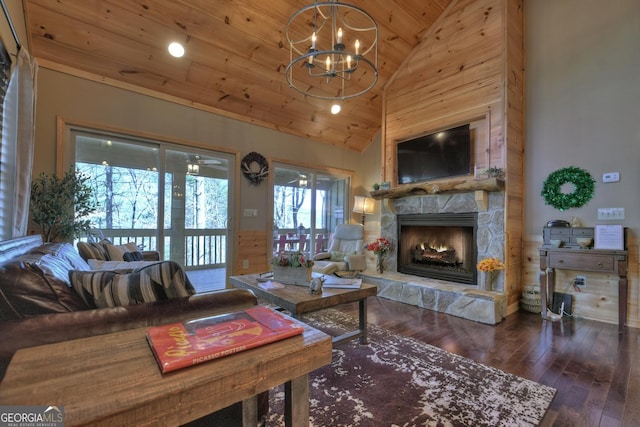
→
(105, 242, 142, 262)
(337, 240, 362, 254)
(70, 261, 195, 308)
(28, 242, 91, 271)
(12, 254, 75, 285)
(123, 251, 144, 262)
(76, 241, 109, 262)
(330, 251, 349, 261)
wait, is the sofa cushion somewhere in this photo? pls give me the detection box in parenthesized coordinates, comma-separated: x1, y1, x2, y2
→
(70, 261, 196, 309)
(77, 241, 109, 262)
(0, 262, 91, 321)
(105, 242, 143, 262)
(27, 242, 91, 271)
(87, 259, 159, 272)
(12, 253, 75, 285)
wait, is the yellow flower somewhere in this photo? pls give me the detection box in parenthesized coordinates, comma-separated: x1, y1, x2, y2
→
(477, 257, 505, 272)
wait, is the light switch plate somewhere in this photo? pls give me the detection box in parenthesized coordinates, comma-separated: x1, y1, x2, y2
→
(597, 207, 624, 220)
(243, 208, 258, 217)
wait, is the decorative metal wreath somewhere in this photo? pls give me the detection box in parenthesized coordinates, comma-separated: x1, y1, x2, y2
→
(241, 152, 269, 185)
(541, 166, 595, 211)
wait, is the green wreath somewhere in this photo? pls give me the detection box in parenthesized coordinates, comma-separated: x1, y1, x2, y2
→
(541, 166, 595, 211)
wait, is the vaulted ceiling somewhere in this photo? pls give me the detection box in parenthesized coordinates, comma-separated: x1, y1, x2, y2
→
(24, 0, 452, 152)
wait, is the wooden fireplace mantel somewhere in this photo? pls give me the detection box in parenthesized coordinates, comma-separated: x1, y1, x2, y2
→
(369, 177, 505, 200)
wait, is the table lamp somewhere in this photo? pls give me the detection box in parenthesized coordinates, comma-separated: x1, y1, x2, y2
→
(353, 196, 375, 225)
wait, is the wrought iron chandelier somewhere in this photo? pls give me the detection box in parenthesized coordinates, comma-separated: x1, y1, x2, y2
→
(285, 0, 378, 102)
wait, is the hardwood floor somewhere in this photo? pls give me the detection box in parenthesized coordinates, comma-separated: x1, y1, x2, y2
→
(336, 297, 640, 427)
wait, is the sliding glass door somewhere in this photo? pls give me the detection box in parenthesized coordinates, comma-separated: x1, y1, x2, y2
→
(164, 149, 230, 270)
(72, 129, 233, 279)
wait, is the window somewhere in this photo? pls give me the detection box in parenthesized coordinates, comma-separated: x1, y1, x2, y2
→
(272, 163, 351, 255)
(72, 128, 234, 272)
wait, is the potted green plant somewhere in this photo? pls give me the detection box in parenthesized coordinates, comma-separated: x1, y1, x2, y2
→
(484, 166, 504, 178)
(30, 168, 97, 242)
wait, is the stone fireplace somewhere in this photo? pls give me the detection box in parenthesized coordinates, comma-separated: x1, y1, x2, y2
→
(361, 188, 507, 325)
(397, 213, 477, 285)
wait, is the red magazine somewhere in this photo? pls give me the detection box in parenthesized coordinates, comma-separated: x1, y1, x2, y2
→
(146, 305, 304, 373)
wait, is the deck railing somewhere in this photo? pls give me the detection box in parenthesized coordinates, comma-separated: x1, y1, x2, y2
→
(87, 229, 226, 270)
(85, 228, 328, 270)
(183, 230, 226, 268)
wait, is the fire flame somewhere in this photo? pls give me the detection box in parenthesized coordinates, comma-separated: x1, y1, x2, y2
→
(419, 242, 451, 252)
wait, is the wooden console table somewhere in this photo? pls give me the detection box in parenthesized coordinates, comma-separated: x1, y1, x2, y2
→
(0, 323, 331, 426)
(539, 247, 628, 334)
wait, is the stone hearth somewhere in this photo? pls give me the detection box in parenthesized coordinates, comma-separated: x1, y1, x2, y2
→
(366, 190, 507, 324)
(361, 271, 506, 325)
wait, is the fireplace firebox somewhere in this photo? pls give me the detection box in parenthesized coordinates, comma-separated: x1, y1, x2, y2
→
(397, 213, 478, 285)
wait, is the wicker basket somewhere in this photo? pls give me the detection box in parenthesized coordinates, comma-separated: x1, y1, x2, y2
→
(272, 265, 312, 285)
(520, 288, 542, 314)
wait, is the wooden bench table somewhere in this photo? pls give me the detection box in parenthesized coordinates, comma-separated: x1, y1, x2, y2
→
(0, 322, 331, 426)
(230, 273, 377, 345)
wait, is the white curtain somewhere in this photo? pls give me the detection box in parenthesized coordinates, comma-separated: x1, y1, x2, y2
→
(2, 48, 38, 238)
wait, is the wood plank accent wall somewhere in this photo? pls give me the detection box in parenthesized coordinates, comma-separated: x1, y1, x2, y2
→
(503, 0, 525, 312)
(233, 229, 269, 276)
(383, 0, 524, 311)
(523, 235, 639, 329)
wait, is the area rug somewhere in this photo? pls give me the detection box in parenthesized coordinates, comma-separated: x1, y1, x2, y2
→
(265, 309, 556, 427)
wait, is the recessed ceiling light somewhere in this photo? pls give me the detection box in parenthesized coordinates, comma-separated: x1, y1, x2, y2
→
(331, 104, 341, 114)
(168, 42, 185, 58)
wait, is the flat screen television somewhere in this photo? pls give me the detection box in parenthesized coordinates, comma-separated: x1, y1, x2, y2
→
(397, 124, 471, 184)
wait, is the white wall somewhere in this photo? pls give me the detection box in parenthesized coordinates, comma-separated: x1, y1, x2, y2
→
(524, 0, 640, 236)
(33, 68, 368, 232)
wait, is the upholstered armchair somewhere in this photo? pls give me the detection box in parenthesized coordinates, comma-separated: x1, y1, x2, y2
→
(312, 224, 366, 275)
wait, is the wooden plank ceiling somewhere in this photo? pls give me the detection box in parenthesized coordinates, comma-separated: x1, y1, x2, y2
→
(24, 0, 452, 152)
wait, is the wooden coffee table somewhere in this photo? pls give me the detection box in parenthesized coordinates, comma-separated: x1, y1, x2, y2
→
(230, 274, 377, 345)
(0, 322, 331, 427)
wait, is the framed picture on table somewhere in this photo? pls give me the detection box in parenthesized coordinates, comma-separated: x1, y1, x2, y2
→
(594, 225, 624, 250)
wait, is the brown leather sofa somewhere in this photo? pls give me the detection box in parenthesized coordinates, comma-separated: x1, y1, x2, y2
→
(0, 235, 265, 425)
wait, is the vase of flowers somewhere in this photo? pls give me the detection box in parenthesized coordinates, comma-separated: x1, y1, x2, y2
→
(366, 237, 392, 274)
(270, 251, 314, 285)
(476, 257, 505, 291)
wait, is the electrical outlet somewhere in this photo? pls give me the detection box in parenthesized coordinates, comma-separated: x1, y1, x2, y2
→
(575, 275, 586, 288)
(242, 259, 249, 269)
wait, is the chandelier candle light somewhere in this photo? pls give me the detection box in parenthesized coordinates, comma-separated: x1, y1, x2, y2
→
(285, 0, 378, 104)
